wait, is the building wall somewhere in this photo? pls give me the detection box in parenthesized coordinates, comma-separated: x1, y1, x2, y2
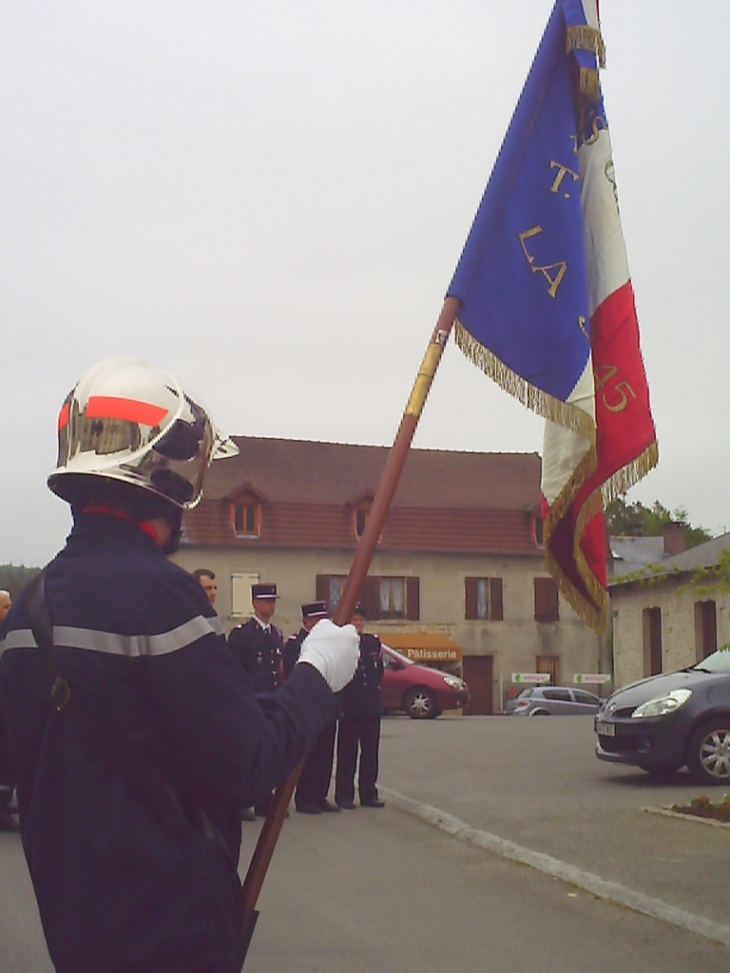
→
(612, 582, 730, 687)
(173, 543, 601, 710)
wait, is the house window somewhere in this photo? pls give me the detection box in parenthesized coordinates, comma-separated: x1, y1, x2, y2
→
(534, 516, 544, 546)
(695, 600, 718, 661)
(233, 501, 259, 537)
(643, 607, 662, 676)
(354, 503, 372, 538)
(316, 574, 419, 620)
(231, 572, 260, 617)
(534, 577, 559, 622)
(465, 578, 503, 620)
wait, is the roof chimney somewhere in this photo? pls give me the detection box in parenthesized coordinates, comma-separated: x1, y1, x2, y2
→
(663, 521, 687, 558)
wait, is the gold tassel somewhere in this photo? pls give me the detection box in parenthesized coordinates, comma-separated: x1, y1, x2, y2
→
(566, 25, 606, 68)
(455, 320, 595, 444)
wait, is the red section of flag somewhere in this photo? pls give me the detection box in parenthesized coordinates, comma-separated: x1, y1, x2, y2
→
(86, 396, 168, 428)
(583, 281, 656, 499)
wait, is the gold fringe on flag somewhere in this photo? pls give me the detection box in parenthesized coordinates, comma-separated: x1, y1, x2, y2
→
(455, 320, 595, 445)
(543, 441, 660, 633)
(565, 25, 606, 68)
(543, 447, 607, 632)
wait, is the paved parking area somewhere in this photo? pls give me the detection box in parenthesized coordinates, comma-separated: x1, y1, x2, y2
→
(377, 714, 730, 931)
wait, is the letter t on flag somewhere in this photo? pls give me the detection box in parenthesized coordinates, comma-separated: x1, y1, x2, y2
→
(447, 0, 657, 631)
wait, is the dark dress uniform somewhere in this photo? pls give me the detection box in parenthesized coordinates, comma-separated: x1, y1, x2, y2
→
(283, 628, 337, 812)
(228, 617, 283, 694)
(335, 632, 384, 807)
(228, 617, 283, 814)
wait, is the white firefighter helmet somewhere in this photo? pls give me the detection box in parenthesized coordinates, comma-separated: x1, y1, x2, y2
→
(48, 357, 237, 509)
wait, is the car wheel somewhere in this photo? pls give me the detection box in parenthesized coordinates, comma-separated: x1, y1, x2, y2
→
(529, 709, 550, 716)
(403, 687, 439, 719)
(687, 721, 730, 785)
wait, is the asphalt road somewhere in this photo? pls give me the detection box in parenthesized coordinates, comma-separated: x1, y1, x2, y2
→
(1, 714, 728, 971)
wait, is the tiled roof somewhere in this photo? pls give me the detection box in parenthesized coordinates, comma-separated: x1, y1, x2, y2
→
(202, 437, 542, 508)
(182, 437, 543, 555)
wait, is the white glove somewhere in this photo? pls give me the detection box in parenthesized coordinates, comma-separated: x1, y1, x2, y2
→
(296, 619, 359, 693)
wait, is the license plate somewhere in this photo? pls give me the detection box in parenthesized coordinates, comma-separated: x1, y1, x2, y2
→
(596, 721, 615, 737)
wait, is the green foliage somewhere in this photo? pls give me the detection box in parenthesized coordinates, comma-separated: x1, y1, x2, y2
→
(605, 496, 712, 549)
(0, 563, 41, 600)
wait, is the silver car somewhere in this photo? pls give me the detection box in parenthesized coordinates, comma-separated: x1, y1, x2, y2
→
(505, 686, 602, 716)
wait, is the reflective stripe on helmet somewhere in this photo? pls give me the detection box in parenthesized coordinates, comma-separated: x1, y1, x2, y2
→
(86, 396, 169, 428)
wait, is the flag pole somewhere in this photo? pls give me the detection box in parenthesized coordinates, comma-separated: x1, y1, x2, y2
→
(237, 295, 461, 954)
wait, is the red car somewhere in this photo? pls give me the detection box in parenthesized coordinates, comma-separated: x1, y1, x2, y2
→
(380, 645, 470, 719)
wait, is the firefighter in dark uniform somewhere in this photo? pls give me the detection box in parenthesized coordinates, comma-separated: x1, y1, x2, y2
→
(0, 357, 359, 973)
(228, 582, 283, 694)
(283, 601, 340, 814)
(228, 581, 283, 816)
(335, 602, 385, 809)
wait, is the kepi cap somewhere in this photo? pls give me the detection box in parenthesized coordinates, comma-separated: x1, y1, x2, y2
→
(302, 601, 328, 619)
(252, 582, 278, 600)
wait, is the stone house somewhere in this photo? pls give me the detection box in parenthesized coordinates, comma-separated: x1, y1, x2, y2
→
(610, 530, 730, 688)
(172, 436, 602, 713)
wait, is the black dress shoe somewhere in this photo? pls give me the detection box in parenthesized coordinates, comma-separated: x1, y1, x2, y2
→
(336, 800, 356, 810)
(316, 800, 341, 813)
(360, 799, 385, 808)
(296, 803, 322, 815)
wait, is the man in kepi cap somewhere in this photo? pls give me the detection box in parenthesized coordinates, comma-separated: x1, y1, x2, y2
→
(283, 602, 341, 814)
(228, 582, 285, 817)
(228, 582, 283, 694)
(0, 358, 359, 973)
(335, 602, 385, 809)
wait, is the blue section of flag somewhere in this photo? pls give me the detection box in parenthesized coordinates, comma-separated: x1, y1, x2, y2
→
(447, 1, 591, 402)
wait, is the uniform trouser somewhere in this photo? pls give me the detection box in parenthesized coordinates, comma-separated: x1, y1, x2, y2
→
(296, 720, 336, 808)
(335, 713, 381, 805)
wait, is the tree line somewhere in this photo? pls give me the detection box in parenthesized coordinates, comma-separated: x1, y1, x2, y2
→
(0, 564, 41, 599)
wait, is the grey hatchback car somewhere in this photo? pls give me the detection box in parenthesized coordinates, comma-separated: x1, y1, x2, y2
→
(505, 686, 602, 715)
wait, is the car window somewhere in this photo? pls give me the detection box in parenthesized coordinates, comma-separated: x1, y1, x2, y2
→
(690, 649, 730, 674)
(573, 690, 600, 705)
(517, 688, 534, 699)
(543, 689, 571, 702)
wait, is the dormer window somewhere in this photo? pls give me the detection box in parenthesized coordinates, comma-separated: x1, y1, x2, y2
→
(534, 515, 544, 547)
(353, 498, 373, 538)
(233, 499, 260, 537)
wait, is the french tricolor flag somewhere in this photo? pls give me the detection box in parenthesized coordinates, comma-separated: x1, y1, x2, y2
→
(447, 0, 657, 630)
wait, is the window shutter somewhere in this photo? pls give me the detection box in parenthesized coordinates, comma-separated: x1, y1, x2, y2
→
(406, 577, 420, 620)
(362, 576, 380, 620)
(465, 578, 478, 620)
(489, 578, 503, 621)
(534, 577, 559, 622)
(316, 575, 330, 608)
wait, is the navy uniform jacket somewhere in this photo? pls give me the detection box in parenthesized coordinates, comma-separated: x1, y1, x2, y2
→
(282, 628, 307, 680)
(228, 616, 283, 693)
(338, 633, 384, 718)
(0, 514, 334, 973)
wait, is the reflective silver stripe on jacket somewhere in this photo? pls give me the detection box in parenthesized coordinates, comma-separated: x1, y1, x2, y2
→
(0, 614, 224, 659)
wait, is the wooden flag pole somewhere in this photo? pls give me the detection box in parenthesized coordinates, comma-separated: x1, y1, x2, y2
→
(237, 296, 461, 961)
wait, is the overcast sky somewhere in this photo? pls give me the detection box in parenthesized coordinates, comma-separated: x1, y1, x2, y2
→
(2, 1, 728, 566)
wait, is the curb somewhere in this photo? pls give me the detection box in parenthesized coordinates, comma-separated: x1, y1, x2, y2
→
(643, 805, 730, 829)
(380, 786, 730, 949)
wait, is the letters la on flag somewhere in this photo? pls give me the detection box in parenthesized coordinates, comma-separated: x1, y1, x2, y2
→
(447, 0, 658, 631)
